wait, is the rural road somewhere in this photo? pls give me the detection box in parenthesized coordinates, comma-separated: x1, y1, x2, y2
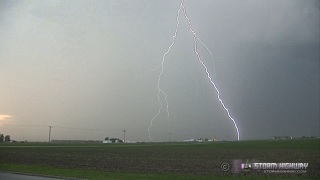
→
(0, 172, 69, 180)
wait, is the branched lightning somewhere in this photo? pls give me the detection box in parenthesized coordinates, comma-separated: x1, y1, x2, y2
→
(147, 1, 183, 142)
(197, 37, 213, 57)
(181, 2, 240, 140)
(148, 0, 240, 141)
(197, 37, 217, 77)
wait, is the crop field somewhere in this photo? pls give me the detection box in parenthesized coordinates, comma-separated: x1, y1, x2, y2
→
(0, 139, 319, 179)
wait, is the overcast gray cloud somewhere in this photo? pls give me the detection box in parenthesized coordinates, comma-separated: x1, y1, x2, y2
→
(0, 0, 319, 142)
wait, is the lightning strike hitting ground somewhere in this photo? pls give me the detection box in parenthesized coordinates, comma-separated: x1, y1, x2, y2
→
(148, 0, 240, 141)
(181, 2, 240, 140)
(147, 1, 183, 142)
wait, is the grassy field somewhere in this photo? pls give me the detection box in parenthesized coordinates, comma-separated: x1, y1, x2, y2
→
(0, 139, 319, 179)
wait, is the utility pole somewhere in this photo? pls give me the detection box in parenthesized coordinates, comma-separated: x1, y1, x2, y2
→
(123, 130, 126, 143)
(48, 126, 53, 143)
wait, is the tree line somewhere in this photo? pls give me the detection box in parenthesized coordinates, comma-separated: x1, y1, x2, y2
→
(0, 134, 10, 143)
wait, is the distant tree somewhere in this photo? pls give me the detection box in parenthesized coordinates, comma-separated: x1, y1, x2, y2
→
(0, 134, 4, 143)
(105, 137, 109, 140)
(5, 135, 10, 142)
(110, 138, 117, 143)
(109, 138, 123, 143)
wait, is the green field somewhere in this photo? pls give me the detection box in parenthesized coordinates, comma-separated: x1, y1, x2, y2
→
(0, 139, 319, 179)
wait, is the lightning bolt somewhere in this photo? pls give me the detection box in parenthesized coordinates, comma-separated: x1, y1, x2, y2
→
(147, 0, 183, 142)
(148, 0, 240, 141)
(181, 1, 240, 140)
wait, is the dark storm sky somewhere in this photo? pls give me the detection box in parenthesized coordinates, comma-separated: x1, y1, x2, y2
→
(0, 0, 319, 141)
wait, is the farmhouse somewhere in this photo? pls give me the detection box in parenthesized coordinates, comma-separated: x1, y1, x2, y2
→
(103, 137, 124, 143)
